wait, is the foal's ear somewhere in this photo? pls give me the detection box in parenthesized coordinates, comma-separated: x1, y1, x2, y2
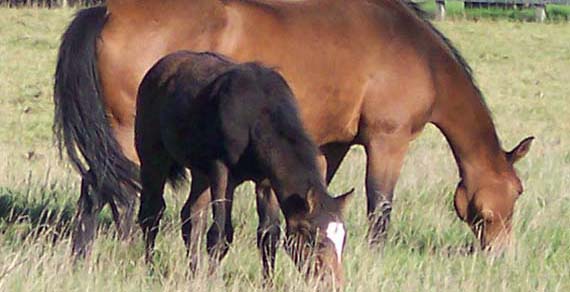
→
(282, 194, 310, 218)
(506, 136, 534, 164)
(335, 188, 355, 212)
(306, 188, 320, 214)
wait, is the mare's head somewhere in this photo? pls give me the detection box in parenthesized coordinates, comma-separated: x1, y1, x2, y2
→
(453, 137, 534, 252)
(282, 188, 354, 286)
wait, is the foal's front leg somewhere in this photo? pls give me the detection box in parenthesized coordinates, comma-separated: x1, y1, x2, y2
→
(181, 169, 211, 274)
(206, 161, 235, 273)
(255, 180, 281, 284)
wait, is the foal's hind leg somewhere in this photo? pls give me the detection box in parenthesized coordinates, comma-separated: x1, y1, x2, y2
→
(206, 161, 235, 274)
(255, 180, 281, 283)
(72, 171, 105, 259)
(138, 159, 170, 263)
(181, 169, 211, 273)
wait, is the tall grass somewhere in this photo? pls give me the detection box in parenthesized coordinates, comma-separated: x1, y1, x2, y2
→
(0, 7, 569, 292)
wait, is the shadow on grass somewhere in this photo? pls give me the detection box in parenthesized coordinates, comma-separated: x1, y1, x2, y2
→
(0, 187, 113, 243)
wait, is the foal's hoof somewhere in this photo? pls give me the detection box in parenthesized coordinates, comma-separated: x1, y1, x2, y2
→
(261, 277, 276, 291)
(206, 226, 231, 260)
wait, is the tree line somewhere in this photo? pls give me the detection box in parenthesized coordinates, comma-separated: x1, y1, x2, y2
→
(0, 0, 104, 7)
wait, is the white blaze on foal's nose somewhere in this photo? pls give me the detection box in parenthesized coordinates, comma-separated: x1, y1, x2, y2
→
(326, 222, 345, 262)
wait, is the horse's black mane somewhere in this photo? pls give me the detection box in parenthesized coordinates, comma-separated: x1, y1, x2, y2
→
(221, 63, 325, 193)
(405, 2, 474, 77)
(249, 64, 325, 192)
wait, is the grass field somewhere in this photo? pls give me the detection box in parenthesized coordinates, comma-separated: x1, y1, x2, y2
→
(0, 7, 569, 292)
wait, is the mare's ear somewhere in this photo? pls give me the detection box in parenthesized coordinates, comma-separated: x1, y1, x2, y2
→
(335, 188, 355, 213)
(506, 136, 534, 164)
(282, 194, 310, 218)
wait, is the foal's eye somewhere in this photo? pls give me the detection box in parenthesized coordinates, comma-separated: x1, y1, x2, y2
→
(298, 223, 312, 235)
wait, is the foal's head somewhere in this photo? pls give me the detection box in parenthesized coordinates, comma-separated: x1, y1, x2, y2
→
(453, 137, 534, 252)
(282, 188, 354, 286)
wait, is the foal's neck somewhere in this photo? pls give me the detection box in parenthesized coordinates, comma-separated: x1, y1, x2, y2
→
(265, 142, 325, 203)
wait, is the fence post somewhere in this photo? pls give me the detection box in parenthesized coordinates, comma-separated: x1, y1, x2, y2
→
(435, 0, 446, 21)
(535, 3, 547, 22)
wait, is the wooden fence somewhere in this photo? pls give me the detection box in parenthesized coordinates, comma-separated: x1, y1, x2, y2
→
(434, 0, 570, 21)
(0, 0, 103, 7)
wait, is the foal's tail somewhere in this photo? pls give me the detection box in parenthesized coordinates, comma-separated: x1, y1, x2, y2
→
(54, 6, 139, 205)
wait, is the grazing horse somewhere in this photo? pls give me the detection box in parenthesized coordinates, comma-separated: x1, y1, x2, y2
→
(135, 51, 353, 284)
(54, 0, 533, 258)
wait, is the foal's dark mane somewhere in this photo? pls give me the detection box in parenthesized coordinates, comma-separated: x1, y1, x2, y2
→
(404, 1, 491, 115)
(248, 63, 325, 193)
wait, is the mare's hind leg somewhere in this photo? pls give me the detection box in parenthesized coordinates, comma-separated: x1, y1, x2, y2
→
(255, 180, 281, 283)
(138, 159, 171, 263)
(181, 169, 211, 273)
(362, 135, 409, 247)
(206, 161, 235, 273)
(108, 186, 137, 243)
(72, 171, 105, 259)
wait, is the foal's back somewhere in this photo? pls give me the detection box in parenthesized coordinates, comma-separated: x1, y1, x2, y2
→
(135, 51, 232, 173)
(136, 51, 310, 182)
(163, 61, 307, 180)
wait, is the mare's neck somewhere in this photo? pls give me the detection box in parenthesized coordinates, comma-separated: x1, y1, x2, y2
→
(431, 71, 510, 190)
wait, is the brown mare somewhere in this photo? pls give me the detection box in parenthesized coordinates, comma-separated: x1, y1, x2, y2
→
(135, 51, 353, 284)
(54, 0, 533, 260)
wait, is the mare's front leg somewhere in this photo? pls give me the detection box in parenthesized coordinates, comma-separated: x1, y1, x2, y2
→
(206, 161, 235, 273)
(362, 134, 410, 247)
(138, 160, 170, 263)
(255, 180, 281, 284)
(181, 169, 211, 273)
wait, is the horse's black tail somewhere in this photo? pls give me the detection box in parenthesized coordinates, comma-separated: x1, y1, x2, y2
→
(54, 6, 139, 206)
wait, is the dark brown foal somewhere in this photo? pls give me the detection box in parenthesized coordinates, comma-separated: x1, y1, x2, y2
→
(135, 51, 353, 286)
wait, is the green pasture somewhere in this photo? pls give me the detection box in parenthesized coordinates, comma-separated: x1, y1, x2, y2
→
(0, 7, 569, 292)
(420, 0, 570, 21)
